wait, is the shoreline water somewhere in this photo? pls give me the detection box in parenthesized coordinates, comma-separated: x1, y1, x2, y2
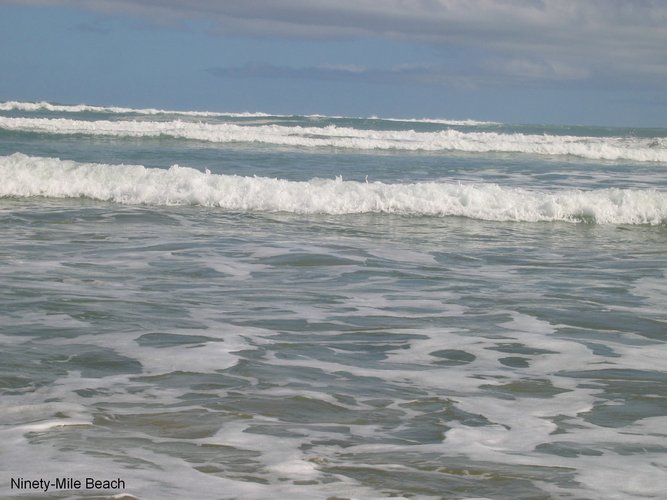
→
(1, 101, 666, 499)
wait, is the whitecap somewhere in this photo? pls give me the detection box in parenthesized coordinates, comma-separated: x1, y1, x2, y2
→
(2, 154, 665, 225)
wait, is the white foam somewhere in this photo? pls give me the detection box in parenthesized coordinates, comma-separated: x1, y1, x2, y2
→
(1, 115, 666, 162)
(2, 154, 665, 224)
(0, 100, 493, 125)
(384, 117, 499, 126)
(17, 419, 92, 432)
(0, 100, 272, 118)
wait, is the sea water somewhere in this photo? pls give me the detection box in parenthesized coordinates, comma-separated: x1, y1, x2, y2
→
(0, 101, 666, 499)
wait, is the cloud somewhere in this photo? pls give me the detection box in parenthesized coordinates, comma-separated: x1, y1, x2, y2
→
(208, 60, 586, 90)
(208, 63, 373, 82)
(9, 0, 665, 46)
(208, 62, 472, 87)
(483, 58, 591, 82)
(3, 0, 666, 85)
(70, 19, 111, 34)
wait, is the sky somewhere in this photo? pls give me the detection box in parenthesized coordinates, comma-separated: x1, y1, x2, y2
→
(0, 0, 666, 126)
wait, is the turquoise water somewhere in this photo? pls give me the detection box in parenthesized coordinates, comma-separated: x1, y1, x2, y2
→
(1, 102, 666, 499)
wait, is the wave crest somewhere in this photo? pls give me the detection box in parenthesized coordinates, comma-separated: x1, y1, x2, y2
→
(0, 100, 270, 118)
(0, 100, 495, 125)
(1, 116, 666, 162)
(2, 154, 665, 224)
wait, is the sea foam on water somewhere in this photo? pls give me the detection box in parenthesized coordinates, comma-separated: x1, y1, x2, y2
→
(2, 101, 666, 500)
(1, 115, 667, 162)
(1, 153, 665, 224)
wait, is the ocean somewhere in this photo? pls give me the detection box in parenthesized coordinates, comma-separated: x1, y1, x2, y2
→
(0, 101, 666, 499)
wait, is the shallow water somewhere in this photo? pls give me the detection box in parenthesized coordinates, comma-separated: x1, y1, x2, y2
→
(1, 102, 666, 499)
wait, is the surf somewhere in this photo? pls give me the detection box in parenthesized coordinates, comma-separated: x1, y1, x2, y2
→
(2, 153, 665, 224)
(1, 115, 665, 162)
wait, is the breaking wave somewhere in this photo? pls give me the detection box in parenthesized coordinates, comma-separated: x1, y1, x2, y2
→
(0, 100, 496, 125)
(0, 100, 271, 118)
(2, 154, 665, 224)
(1, 116, 666, 162)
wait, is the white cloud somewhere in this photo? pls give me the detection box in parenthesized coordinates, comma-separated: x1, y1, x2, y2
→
(484, 58, 591, 82)
(3, 0, 666, 85)
(207, 61, 522, 90)
(317, 64, 367, 74)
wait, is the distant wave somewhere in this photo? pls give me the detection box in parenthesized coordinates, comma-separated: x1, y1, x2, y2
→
(0, 100, 272, 118)
(2, 154, 665, 224)
(0, 100, 495, 125)
(1, 116, 665, 162)
(382, 117, 499, 126)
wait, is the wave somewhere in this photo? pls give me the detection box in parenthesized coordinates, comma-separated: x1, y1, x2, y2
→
(0, 100, 272, 118)
(2, 154, 665, 224)
(381, 117, 499, 126)
(1, 116, 666, 162)
(0, 100, 495, 126)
